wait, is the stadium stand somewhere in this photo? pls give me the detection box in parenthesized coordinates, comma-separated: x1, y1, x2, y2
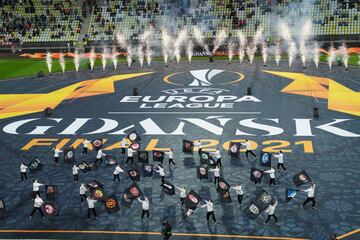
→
(83, 0, 360, 44)
(0, 0, 85, 45)
(1, 0, 359, 46)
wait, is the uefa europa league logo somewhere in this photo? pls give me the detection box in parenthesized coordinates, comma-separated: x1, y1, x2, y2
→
(162, 69, 238, 95)
(188, 69, 224, 87)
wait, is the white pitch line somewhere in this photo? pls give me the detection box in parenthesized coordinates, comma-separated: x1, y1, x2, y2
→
(108, 112, 261, 114)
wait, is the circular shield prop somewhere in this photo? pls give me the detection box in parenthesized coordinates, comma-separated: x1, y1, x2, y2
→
(107, 158, 116, 165)
(230, 144, 238, 153)
(93, 139, 102, 147)
(47, 186, 55, 194)
(129, 133, 137, 141)
(154, 152, 162, 157)
(262, 153, 269, 163)
(66, 151, 73, 158)
(29, 161, 39, 170)
(199, 167, 206, 175)
(129, 170, 137, 177)
(130, 186, 140, 197)
(106, 198, 116, 209)
(44, 203, 55, 215)
(131, 143, 140, 150)
(260, 192, 272, 203)
(93, 189, 104, 199)
(201, 153, 208, 160)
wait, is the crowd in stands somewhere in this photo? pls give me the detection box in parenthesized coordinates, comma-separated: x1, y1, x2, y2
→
(1, 0, 360, 46)
(83, 0, 360, 44)
(0, 0, 85, 45)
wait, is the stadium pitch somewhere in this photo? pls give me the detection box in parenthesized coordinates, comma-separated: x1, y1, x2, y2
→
(0, 60, 359, 240)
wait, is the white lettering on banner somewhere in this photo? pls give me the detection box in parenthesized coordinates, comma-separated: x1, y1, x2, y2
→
(166, 96, 189, 102)
(236, 118, 283, 136)
(59, 118, 91, 135)
(178, 117, 232, 135)
(120, 95, 261, 103)
(184, 103, 202, 108)
(221, 103, 233, 108)
(217, 96, 237, 102)
(139, 118, 185, 135)
(139, 102, 234, 109)
(120, 96, 142, 102)
(143, 96, 166, 103)
(108, 124, 135, 135)
(188, 96, 215, 102)
(139, 118, 168, 135)
(293, 119, 314, 136)
(3, 118, 41, 134)
(206, 116, 231, 126)
(3, 118, 63, 135)
(315, 119, 360, 137)
(26, 118, 62, 135)
(2, 117, 359, 137)
(140, 103, 152, 108)
(120, 95, 261, 109)
(235, 96, 261, 102)
(84, 118, 118, 135)
(167, 103, 185, 108)
(153, 103, 168, 108)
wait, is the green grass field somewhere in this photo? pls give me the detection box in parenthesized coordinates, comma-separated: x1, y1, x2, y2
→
(0, 54, 358, 80)
(0, 58, 106, 80)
